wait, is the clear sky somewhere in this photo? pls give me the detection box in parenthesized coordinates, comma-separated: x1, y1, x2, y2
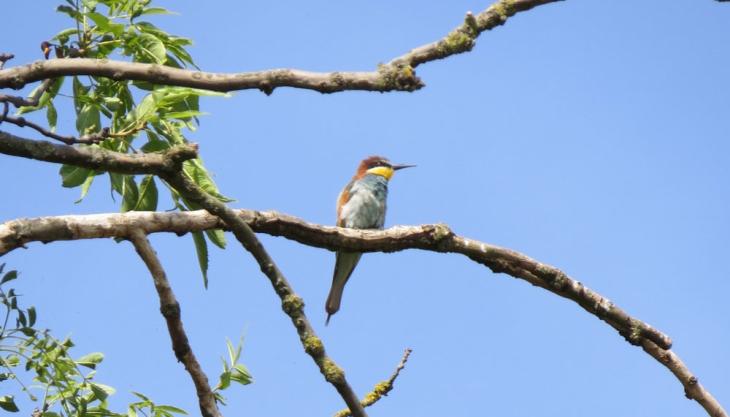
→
(2, 1, 729, 417)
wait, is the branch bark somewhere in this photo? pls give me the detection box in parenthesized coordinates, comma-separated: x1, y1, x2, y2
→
(0, 0, 562, 95)
(1, 209, 726, 417)
(0, 129, 198, 174)
(0, 209, 672, 349)
(128, 229, 222, 417)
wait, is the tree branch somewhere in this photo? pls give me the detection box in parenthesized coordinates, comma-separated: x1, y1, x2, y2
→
(641, 340, 727, 417)
(0, 209, 672, 350)
(334, 348, 413, 417)
(0, 0, 561, 95)
(0, 78, 53, 108)
(128, 229, 222, 417)
(0, 210, 726, 417)
(159, 172, 370, 417)
(0, 115, 110, 145)
(0, 129, 198, 174)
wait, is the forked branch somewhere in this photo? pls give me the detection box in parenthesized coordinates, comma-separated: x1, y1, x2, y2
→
(158, 171, 370, 417)
(1, 209, 726, 417)
(0, 0, 562, 95)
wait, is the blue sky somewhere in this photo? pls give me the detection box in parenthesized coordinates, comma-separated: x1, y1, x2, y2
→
(2, 1, 729, 416)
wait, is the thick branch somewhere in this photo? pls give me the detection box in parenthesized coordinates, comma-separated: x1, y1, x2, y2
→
(1, 210, 726, 417)
(0, 209, 671, 349)
(0, 129, 198, 174)
(0, 0, 561, 95)
(159, 172, 369, 417)
(128, 229, 222, 417)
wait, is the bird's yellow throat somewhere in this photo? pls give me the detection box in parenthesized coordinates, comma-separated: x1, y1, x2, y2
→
(365, 166, 394, 180)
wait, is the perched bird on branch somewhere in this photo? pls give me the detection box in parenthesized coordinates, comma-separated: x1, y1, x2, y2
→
(325, 156, 414, 325)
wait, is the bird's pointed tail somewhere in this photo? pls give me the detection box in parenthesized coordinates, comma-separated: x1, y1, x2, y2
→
(325, 251, 362, 325)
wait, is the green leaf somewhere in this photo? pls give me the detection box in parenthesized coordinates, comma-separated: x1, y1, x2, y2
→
(89, 383, 114, 401)
(183, 159, 234, 203)
(140, 138, 171, 153)
(75, 172, 96, 203)
(17, 78, 65, 115)
(17, 310, 27, 327)
(1, 270, 18, 284)
(54, 27, 78, 44)
(132, 33, 167, 64)
(73, 77, 90, 114)
(102, 96, 122, 111)
(86, 12, 125, 37)
(60, 165, 93, 188)
(134, 176, 158, 211)
(131, 392, 152, 403)
(120, 176, 140, 212)
(76, 352, 104, 369)
(154, 406, 187, 415)
(0, 395, 19, 412)
(191, 232, 209, 288)
(27, 306, 37, 326)
(19, 327, 35, 337)
(86, 12, 111, 32)
(216, 370, 231, 391)
(77, 103, 101, 135)
(231, 363, 252, 385)
(127, 92, 158, 128)
(205, 229, 226, 249)
(46, 101, 58, 132)
(138, 7, 174, 17)
(56, 4, 82, 20)
(164, 110, 206, 120)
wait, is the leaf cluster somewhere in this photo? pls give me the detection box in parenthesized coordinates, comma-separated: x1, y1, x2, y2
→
(0, 264, 187, 417)
(19, 0, 233, 285)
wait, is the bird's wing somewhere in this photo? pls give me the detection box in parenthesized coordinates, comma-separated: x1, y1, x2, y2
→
(336, 179, 355, 227)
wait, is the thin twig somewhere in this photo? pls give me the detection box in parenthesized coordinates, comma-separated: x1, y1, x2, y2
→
(334, 348, 413, 417)
(0, 0, 562, 94)
(0, 53, 13, 70)
(0, 79, 54, 108)
(0, 114, 109, 145)
(1, 209, 726, 417)
(128, 229, 222, 417)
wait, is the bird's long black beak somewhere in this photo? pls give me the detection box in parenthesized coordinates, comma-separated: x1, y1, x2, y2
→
(392, 164, 416, 171)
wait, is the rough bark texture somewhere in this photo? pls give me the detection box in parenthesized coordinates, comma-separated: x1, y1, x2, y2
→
(2, 209, 726, 417)
(0, 130, 197, 174)
(0, 0, 562, 95)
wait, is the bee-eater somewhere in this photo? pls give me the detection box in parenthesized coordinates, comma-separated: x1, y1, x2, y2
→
(325, 156, 415, 325)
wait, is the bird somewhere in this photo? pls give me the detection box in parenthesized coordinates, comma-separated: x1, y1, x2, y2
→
(325, 156, 415, 325)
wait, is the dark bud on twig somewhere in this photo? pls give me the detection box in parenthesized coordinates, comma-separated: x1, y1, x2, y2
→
(40, 41, 52, 59)
(0, 53, 14, 66)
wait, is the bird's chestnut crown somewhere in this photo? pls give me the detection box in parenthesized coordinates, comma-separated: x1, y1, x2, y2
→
(357, 156, 415, 180)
